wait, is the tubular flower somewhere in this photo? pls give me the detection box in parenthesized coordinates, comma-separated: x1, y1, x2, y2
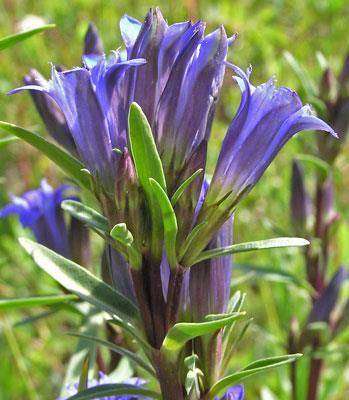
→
(205, 64, 336, 211)
(122, 10, 229, 189)
(186, 64, 337, 260)
(0, 180, 77, 257)
(10, 9, 339, 399)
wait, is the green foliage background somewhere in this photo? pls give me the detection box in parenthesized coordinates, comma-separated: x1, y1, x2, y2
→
(0, 0, 348, 399)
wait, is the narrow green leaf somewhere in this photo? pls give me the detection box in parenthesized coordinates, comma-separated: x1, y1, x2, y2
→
(192, 237, 309, 266)
(295, 154, 330, 176)
(179, 221, 208, 261)
(283, 51, 318, 98)
(67, 384, 161, 400)
(0, 24, 55, 50)
(19, 238, 140, 328)
(60, 308, 102, 397)
(0, 136, 18, 147)
(0, 122, 90, 189)
(62, 200, 109, 232)
(0, 294, 78, 311)
(235, 263, 315, 293)
(149, 178, 178, 267)
(162, 312, 245, 361)
(171, 169, 203, 206)
(78, 353, 90, 391)
(128, 102, 166, 192)
(207, 354, 302, 399)
(68, 333, 156, 377)
(109, 318, 152, 353)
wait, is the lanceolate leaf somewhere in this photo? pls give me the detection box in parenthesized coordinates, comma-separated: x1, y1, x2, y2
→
(62, 200, 109, 232)
(19, 238, 140, 328)
(128, 102, 166, 192)
(78, 353, 90, 391)
(0, 24, 55, 50)
(149, 178, 178, 268)
(206, 354, 302, 399)
(0, 294, 77, 311)
(162, 312, 245, 362)
(283, 51, 318, 99)
(171, 169, 203, 206)
(68, 333, 156, 377)
(66, 384, 161, 400)
(191, 237, 309, 266)
(0, 122, 90, 189)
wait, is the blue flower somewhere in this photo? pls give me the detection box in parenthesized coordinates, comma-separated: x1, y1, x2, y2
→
(219, 384, 244, 400)
(57, 372, 148, 400)
(205, 64, 337, 211)
(0, 180, 77, 257)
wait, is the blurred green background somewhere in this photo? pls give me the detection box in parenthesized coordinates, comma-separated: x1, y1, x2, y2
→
(0, 0, 348, 399)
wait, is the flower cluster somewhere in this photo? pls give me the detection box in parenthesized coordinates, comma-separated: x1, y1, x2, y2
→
(10, 7, 337, 400)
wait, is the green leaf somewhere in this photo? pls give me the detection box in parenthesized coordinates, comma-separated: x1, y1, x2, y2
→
(207, 354, 302, 399)
(171, 169, 203, 206)
(191, 237, 309, 266)
(0, 294, 78, 311)
(295, 154, 331, 176)
(78, 353, 90, 391)
(0, 122, 90, 190)
(62, 200, 109, 232)
(110, 223, 142, 269)
(109, 318, 152, 353)
(179, 221, 208, 261)
(128, 102, 166, 192)
(0, 136, 18, 147)
(0, 24, 55, 50)
(235, 263, 314, 292)
(110, 223, 134, 246)
(162, 312, 245, 362)
(67, 384, 161, 400)
(19, 238, 140, 328)
(283, 51, 318, 99)
(149, 178, 178, 268)
(68, 333, 156, 377)
(60, 307, 102, 397)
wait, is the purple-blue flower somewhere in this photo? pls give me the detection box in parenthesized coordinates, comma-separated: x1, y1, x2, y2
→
(205, 64, 336, 211)
(58, 372, 147, 400)
(184, 64, 337, 261)
(219, 385, 244, 400)
(0, 180, 77, 257)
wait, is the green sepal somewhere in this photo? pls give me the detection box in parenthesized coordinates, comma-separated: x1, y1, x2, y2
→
(171, 168, 203, 206)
